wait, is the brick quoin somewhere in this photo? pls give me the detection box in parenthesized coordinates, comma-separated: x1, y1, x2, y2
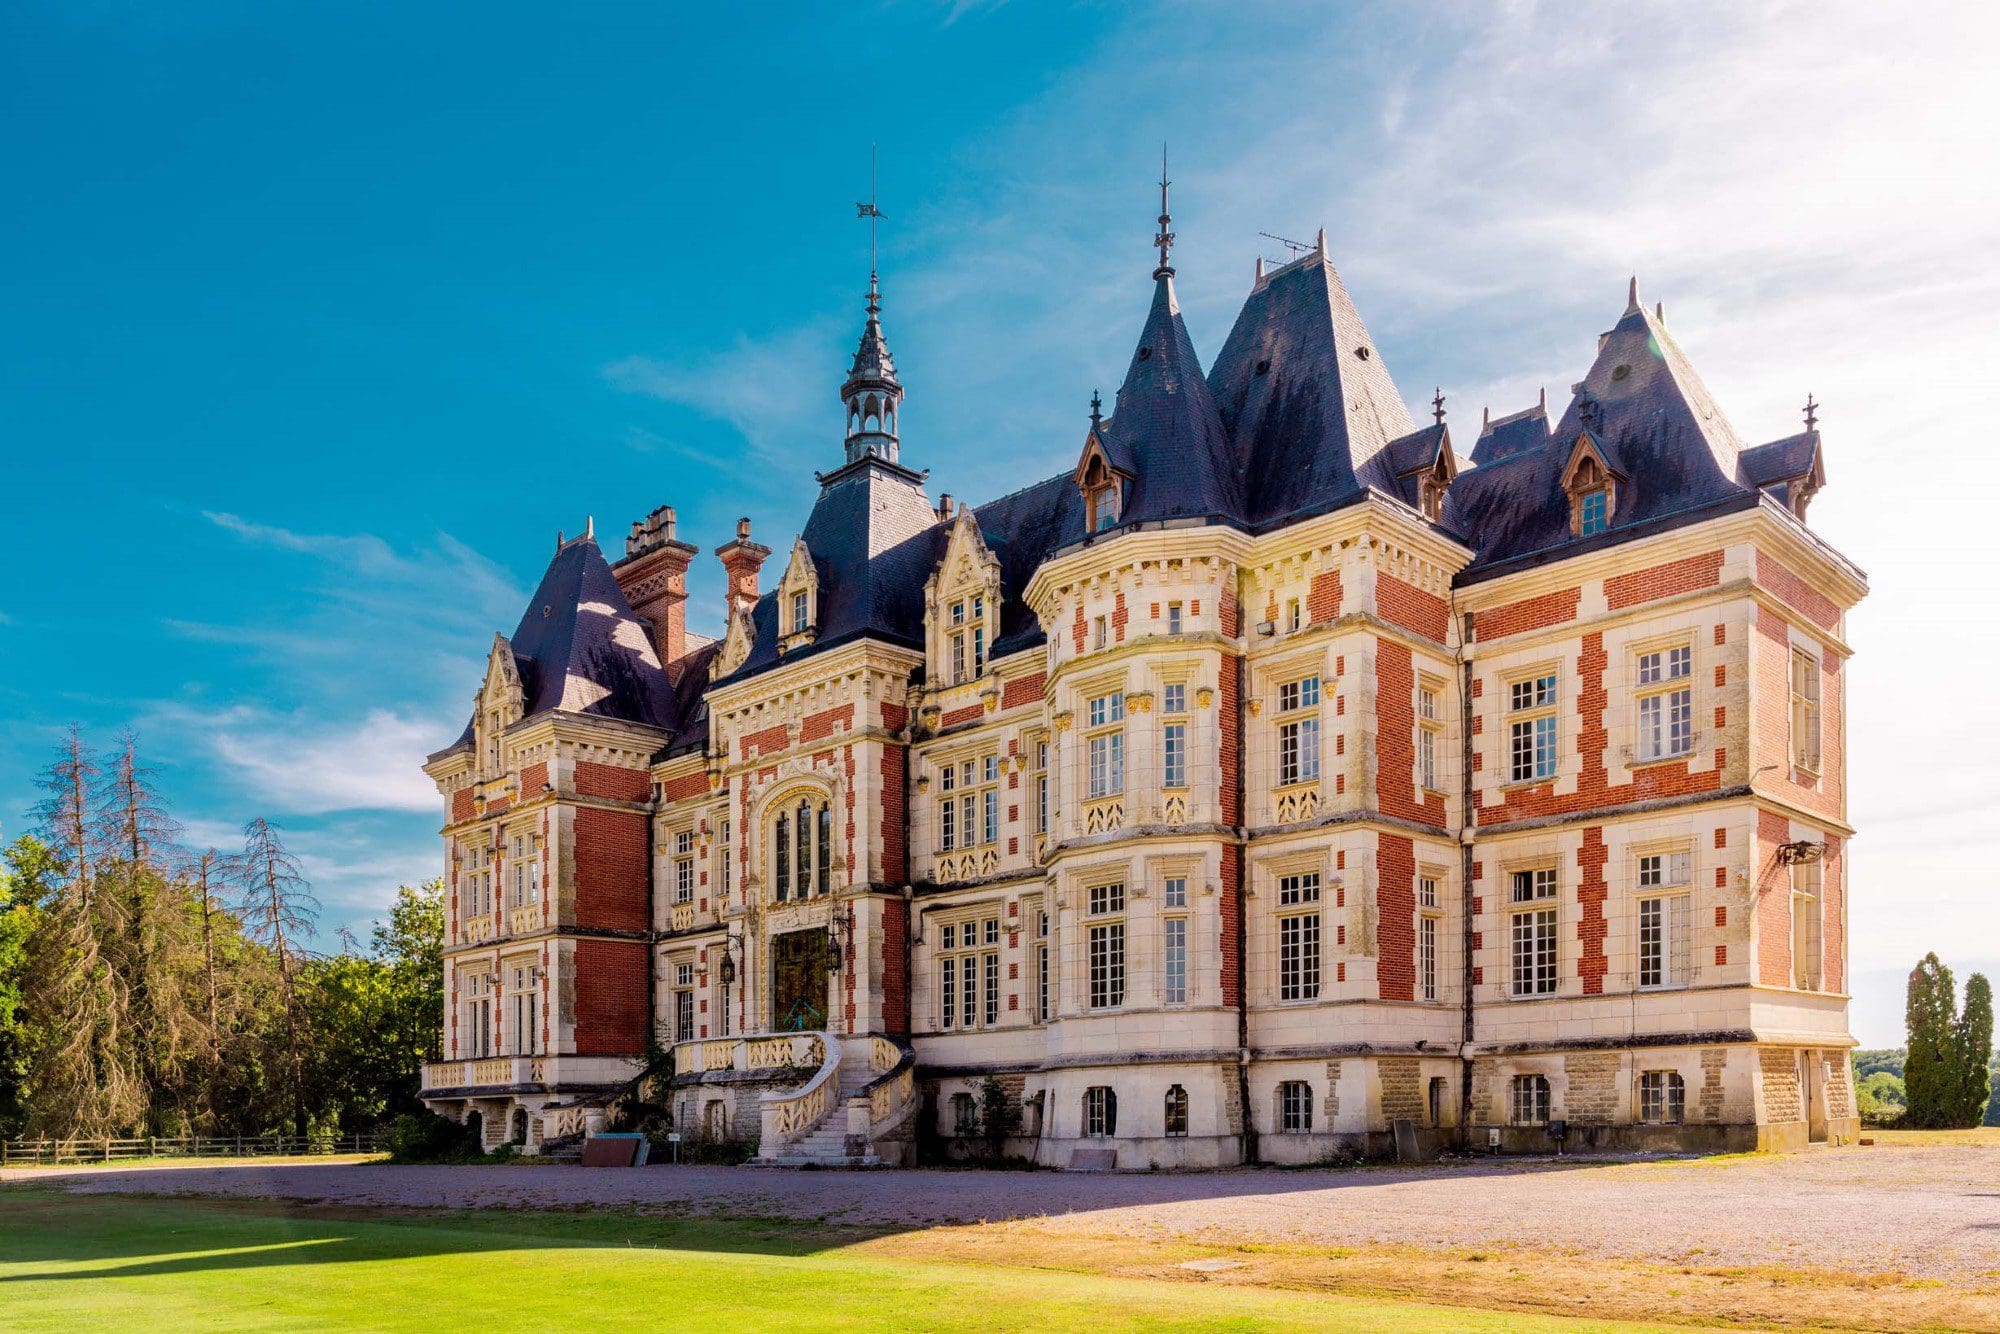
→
(1603, 550, 1723, 611)
(1577, 827, 1609, 994)
(1071, 602, 1087, 653)
(1001, 672, 1046, 710)
(574, 761, 650, 803)
(572, 806, 649, 931)
(1219, 843, 1242, 1007)
(1472, 587, 1581, 641)
(1218, 663, 1242, 827)
(1756, 550, 1842, 629)
(940, 704, 983, 728)
(1374, 571, 1449, 643)
(572, 938, 649, 1054)
(1374, 636, 1447, 828)
(1377, 833, 1415, 1001)
(1219, 586, 1240, 638)
(1308, 570, 1342, 623)
(1112, 591, 1128, 642)
(880, 745, 907, 883)
(801, 703, 854, 743)
(881, 896, 910, 1034)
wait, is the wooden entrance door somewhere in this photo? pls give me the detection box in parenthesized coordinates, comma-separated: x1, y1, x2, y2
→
(770, 929, 829, 1032)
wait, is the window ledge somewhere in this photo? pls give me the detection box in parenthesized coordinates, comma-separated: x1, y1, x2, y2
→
(1498, 775, 1560, 793)
(1627, 751, 1695, 771)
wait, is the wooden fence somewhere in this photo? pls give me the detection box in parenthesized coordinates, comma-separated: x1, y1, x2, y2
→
(1, 1133, 379, 1165)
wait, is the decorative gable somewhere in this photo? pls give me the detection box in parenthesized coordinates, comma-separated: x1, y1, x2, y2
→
(924, 509, 1002, 687)
(1561, 431, 1624, 536)
(776, 538, 820, 655)
(475, 634, 526, 775)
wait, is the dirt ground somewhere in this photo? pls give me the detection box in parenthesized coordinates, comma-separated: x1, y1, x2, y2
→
(9, 1136, 1999, 1331)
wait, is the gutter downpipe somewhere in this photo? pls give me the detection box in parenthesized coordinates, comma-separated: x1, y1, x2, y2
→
(1457, 612, 1477, 1149)
(1234, 644, 1257, 1166)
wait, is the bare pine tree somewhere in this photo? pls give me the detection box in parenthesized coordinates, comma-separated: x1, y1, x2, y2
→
(236, 818, 319, 1137)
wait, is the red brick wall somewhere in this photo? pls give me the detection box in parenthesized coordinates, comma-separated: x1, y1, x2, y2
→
(660, 770, 708, 803)
(520, 762, 548, 795)
(1377, 833, 1415, 1001)
(1218, 661, 1242, 827)
(1071, 602, 1087, 653)
(739, 724, 789, 762)
(451, 787, 474, 822)
(1472, 587, 1580, 641)
(571, 938, 649, 1055)
(1309, 570, 1343, 624)
(1220, 843, 1242, 1007)
(1375, 572, 1449, 643)
(1375, 636, 1448, 829)
(1112, 591, 1128, 642)
(1752, 606, 1844, 820)
(1480, 629, 1722, 824)
(880, 744, 907, 883)
(1001, 672, 1046, 710)
(1822, 836, 1845, 993)
(1756, 551, 1841, 630)
(881, 701, 907, 732)
(575, 761, 649, 803)
(1220, 585, 1241, 638)
(801, 703, 854, 743)
(1756, 810, 1792, 987)
(881, 895, 909, 1034)
(1577, 826, 1609, 994)
(572, 806, 649, 932)
(941, 704, 983, 728)
(1603, 550, 1723, 611)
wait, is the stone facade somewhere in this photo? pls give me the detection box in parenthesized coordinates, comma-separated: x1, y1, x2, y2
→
(417, 213, 1862, 1165)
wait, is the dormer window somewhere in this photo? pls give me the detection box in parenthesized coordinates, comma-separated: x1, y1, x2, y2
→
(1562, 433, 1622, 538)
(1419, 476, 1446, 521)
(791, 590, 810, 635)
(1578, 488, 1609, 535)
(776, 539, 820, 653)
(1091, 482, 1120, 531)
(924, 511, 1002, 689)
(1074, 438, 1129, 536)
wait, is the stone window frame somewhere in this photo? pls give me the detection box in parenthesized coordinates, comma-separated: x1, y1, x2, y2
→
(1163, 1084, 1189, 1137)
(934, 911, 1003, 1032)
(1415, 672, 1446, 795)
(1082, 1085, 1118, 1137)
(1274, 670, 1323, 789)
(762, 779, 836, 903)
(1561, 432, 1621, 537)
(1505, 861, 1561, 999)
(1791, 856, 1824, 991)
(1510, 1072, 1552, 1125)
(1278, 1079, 1314, 1133)
(1630, 634, 1697, 765)
(932, 748, 1001, 855)
(1084, 879, 1127, 1011)
(1638, 1070, 1686, 1124)
(503, 823, 541, 912)
(1789, 644, 1823, 775)
(1633, 841, 1694, 991)
(1417, 863, 1448, 1004)
(1502, 663, 1562, 786)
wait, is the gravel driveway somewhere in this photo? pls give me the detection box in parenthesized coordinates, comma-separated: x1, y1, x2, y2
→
(8, 1144, 1997, 1281)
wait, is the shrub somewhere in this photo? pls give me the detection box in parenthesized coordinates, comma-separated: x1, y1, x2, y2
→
(378, 1111, 485, 1164)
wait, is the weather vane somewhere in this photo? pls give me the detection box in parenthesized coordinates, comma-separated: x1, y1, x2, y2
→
(856, 144, 887, 281)
(1154, 144, 1175, 277)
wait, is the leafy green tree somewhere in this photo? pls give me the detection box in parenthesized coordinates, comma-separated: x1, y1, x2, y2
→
(1855, 1071, 1906, 1126)
(0, 836, 53, 1136)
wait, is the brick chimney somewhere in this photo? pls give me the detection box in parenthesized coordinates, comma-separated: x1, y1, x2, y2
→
(613, 506, 699, 668)
(714, 517, 770, 616)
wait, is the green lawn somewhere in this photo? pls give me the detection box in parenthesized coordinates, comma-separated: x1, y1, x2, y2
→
(0, 1189, 1668, 1332)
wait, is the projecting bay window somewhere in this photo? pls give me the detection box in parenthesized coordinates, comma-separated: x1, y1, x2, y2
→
(1635, 644, 1693, 762)
(936, 917, 1002, 1030)
(1086, 882, 1126, 1010)
(672, 829, 697, 905)
(1508, 867, 1559, 998)
(1418, 874, 1441, 1003)
(1636, 851, 1692, 990)
(1417, 680, 1443, 792)
(1277, 872, 1322, 1002)
(1086, 693, 1126, 799)
(1790, 647, 1822, 774)
(1507, 671, 1559, 783)
(771, 795, 833, 901)
(1277, 676, 1322, 788)
(1791, 857, 1824, 991)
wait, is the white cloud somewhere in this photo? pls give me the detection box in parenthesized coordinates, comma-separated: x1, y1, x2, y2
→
(147, 702, 443, 815)
(605, 324, 841, 467)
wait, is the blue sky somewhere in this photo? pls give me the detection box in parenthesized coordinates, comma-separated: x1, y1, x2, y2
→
(3, 1, 1995, 1046)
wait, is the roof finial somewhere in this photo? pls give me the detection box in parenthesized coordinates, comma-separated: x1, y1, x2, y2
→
(1803, 392, 1818, 431)
(1539, 385, 1547, 412)
(585, 515, 595, 542)
(1432, 387, 1446, 425)
(1089, 388, 1103, 432)
(1153, 143, 1175, 279)
(556, 529, 564, 552)
(1625, 274, 1641, 315)
(856, 142, 886, 293)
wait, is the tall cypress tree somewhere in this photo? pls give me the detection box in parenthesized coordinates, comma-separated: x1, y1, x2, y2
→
(1954, 973, 1994, 1127)
(1904, 954, 1958, 1129)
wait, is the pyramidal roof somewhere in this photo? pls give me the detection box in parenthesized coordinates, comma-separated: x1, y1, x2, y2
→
(1209, 243, 1417, 525)
(1095, 271, 1238, 525)
(503, 533, 678, 729)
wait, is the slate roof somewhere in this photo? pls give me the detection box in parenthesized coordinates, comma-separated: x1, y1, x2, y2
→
(1209, 250, 1418, 526)
(1094, 273, 1240, 526)
(1468, 401, 1552, 465)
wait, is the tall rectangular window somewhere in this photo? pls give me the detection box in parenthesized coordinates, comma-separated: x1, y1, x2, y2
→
(719, 818, 732, 895)
(1636, 851, 1692, 989)
(1162, 722, 1187, 788)
(1419, 915, 1439, 1003)
(673, 829, 696, 906)
(1167, 602, 1183, 634)
(1087, 692, 1126, 799)
(1790, 648, 1822, 773)
(1792, 857, 1824, 990)
(1279, 912, 1320, 1002)
(791, 591, 809, 634)
(1417, 683, 1442, 791)
(1509, 868, 1558, 997)
(1635, 645, 1694, 761)
(1035, 909, 1050, 1021)
(1087, 882, 1125, 1010)
(1508, 672, 1560, 783)
(1278, 676, 1322, 786)
(1164, 917, 1187, 1005)
(937, 762, 957, 850)
(937, 918, 1001, 1029)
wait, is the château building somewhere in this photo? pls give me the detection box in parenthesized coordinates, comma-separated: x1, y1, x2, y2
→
(420, 195, 1862, 1165)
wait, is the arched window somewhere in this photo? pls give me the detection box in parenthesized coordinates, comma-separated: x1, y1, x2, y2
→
(770, 792, 835, 901)
(1279, 1080, 1313, 1133)
(1639, 1071, 1685, 1124)
(1511, 1073, 1551, 1125)
(1163, 1084, 1188, 1137)
(1083, 1085, 1117, 1138)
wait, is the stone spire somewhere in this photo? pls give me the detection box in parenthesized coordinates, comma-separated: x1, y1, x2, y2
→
(841, 270, 903, 466)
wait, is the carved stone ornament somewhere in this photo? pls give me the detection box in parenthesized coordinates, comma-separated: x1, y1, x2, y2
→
(1196, 687, 1215, 708)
